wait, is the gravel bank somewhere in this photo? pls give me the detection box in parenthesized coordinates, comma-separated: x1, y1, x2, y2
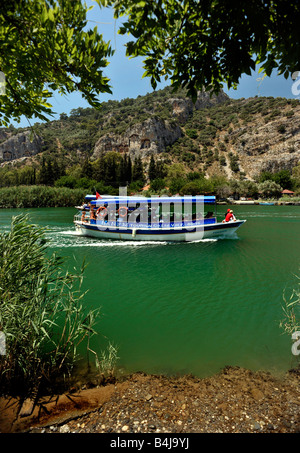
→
(1, 366, 299, 434)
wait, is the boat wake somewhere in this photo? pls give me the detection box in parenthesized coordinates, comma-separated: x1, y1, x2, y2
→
(189, 238, 218, 243)
(48, 230, 169, 247)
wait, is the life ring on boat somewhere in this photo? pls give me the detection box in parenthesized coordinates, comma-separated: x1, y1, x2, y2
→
(118, 206, 128, 217)
(96, 206, 108, 219)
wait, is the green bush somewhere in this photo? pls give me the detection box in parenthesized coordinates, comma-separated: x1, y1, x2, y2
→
(185, 129, 198, 139)
(150, 178, 166, 191)
(179, 178, 214, 195)
(277, 124, 286, 134)
(55, 175, 78, 189)
(258, 180, 282, 198)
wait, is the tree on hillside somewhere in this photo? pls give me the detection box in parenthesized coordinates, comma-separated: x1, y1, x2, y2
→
(272, 170, 293, 190)
(126, 154, 132, 184)
(258, 180, 282, 198)
(39, 157, 48, 185)
(259, 169, 293, 190)
(103, 152, 121, 187)
(132, 156, 144, 184)
(238, 180, 259, 198)
(148, 155, 157, 181)
(0, 0, 113, 126)
(80, 158, 93, 179)
(107, 0, 300, 99)
(292, 165, 300, 190)
(39, 156, 56, 186)
(93, 157, 106, 182)
(119, 153, 132, 186)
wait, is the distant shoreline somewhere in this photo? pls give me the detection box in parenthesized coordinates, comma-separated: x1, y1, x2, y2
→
(218, 199, 300, 206)
(0, 184, 299, 209)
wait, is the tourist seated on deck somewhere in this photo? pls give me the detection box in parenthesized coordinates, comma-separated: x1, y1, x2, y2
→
(223, 209, 236, 223)
(205, 211, 214, 219)
(81, 211, 87, 222)
(89, 203, 96, 223)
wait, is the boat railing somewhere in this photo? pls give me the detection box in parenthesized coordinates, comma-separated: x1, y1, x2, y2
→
(74, 211, 217, 228)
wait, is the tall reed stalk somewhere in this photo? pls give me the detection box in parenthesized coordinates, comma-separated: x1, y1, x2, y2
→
(0, 214, 100, 398)
(281, 275, 300, 365)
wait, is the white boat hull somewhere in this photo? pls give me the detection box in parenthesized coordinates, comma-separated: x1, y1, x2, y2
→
(74, 220, 246, 242)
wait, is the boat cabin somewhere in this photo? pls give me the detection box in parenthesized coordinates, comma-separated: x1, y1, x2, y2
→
(76, 195, 217, 229)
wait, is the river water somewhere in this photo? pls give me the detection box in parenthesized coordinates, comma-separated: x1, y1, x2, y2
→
(1, 204, 299, 378)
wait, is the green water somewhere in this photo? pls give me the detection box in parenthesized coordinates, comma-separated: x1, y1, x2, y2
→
(1, 205, 299, 377)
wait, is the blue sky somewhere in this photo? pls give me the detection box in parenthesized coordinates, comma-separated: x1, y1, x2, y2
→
(14, 1, 299, 128)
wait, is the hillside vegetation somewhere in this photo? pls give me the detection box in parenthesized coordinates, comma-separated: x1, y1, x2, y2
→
(0, 86, 300, 201)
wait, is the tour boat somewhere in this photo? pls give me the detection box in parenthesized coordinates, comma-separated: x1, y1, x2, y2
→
(74, 194, 246, 242)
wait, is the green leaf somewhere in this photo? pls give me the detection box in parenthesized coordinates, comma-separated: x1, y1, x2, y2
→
(48, 8, 55, 22)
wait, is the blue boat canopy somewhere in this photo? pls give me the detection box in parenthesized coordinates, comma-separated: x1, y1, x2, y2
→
(84, 195, 216, 205)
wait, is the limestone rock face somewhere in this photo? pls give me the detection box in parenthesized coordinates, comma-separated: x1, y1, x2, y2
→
(92, 90, 230, 160)
(229, 115, 300, 178)
(93, 117, 182, 160)
(0, 131, 42, 161)
(170, 90, 229, 123)
(2, 89, 299, 183)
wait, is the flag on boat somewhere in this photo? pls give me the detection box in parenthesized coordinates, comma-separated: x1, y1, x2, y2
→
(96, 191, 102, 199)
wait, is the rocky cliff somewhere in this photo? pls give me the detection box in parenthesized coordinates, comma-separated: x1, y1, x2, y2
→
(231, 120, 300, 178)
(170, 90, 229, 124)
(0, 130, 43, 162)
(92, 90, 229, 161)
(0, 88, 299, 182)
(213, 99, 300, 179)
(92, 117, 182, 160)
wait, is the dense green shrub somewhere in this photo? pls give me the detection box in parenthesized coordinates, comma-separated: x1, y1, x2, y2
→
(55, 175, 78, 189)
(150, 178, 166, 191)
(186, 129, 198, 139)
(259, 170, 293, 190)
(179, 178, 214, 195)
(277, 124, 286, 134)
(229, 153, 240, 173)
(258, 180, 282, 198)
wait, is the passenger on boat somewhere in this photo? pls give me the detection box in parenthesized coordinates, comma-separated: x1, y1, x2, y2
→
(223, 209, 236, 223)
(81, 211, 87, 222)
(89, 203, 96, 222)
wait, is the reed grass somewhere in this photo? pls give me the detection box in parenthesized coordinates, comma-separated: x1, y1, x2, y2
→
(88, 342, 119, 383)
(0, 185, 87, 208)
(280, 274, 300, 365)
(281, 280, 300, 336)
(0, 214, 100, 398)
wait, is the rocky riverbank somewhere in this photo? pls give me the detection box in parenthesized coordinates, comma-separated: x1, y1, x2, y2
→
(0, 366, 299, 434)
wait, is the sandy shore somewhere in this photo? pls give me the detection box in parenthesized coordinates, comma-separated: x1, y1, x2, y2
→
(0, 365, 299, 434)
